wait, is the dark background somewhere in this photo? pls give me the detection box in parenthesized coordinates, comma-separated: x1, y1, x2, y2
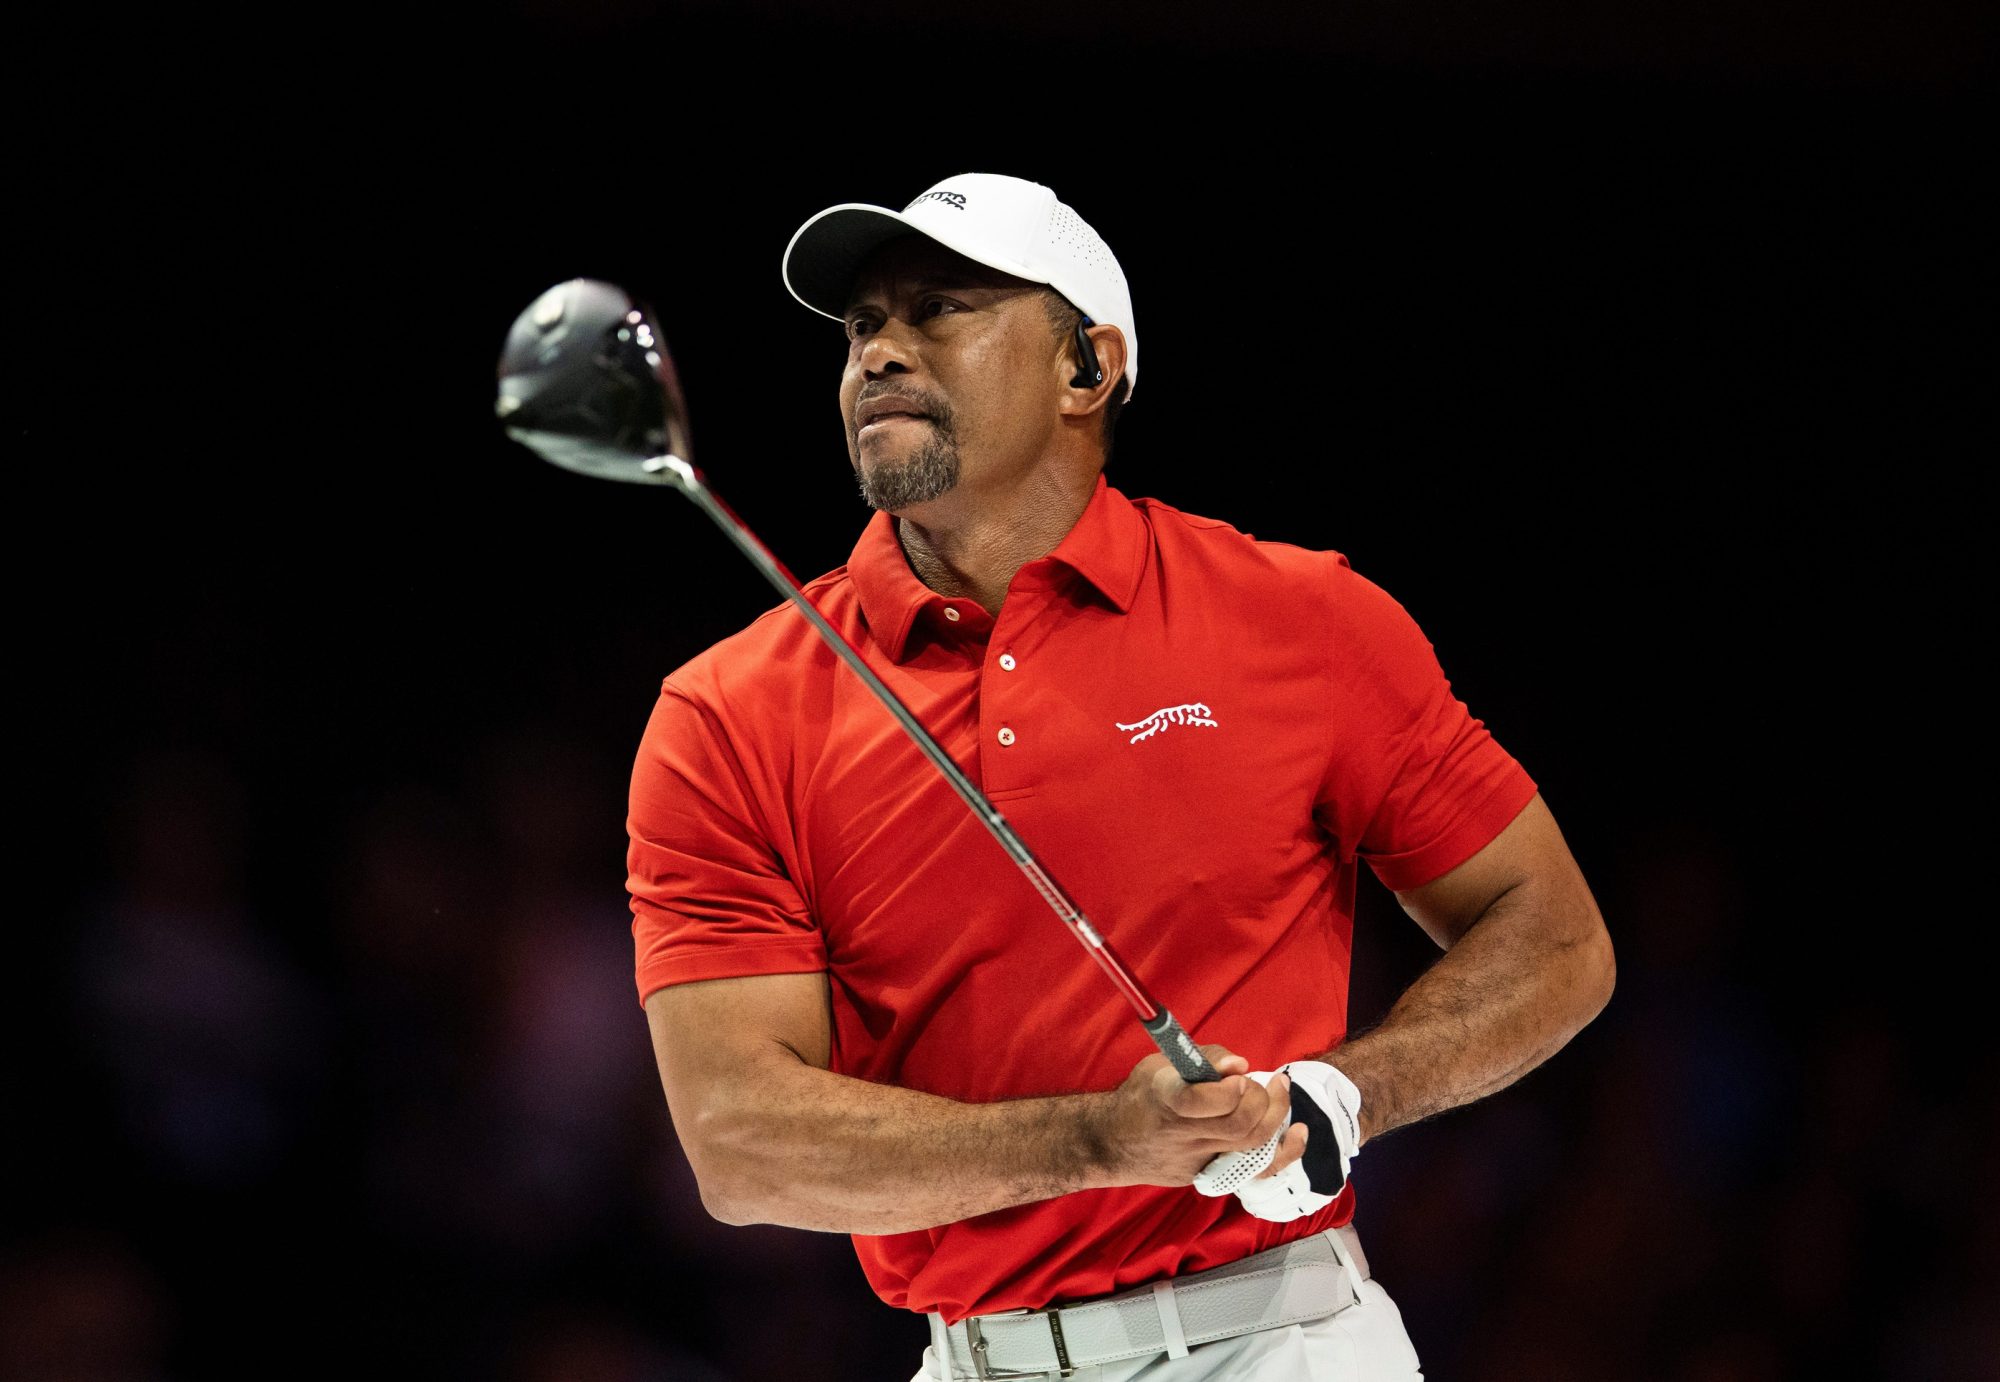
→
(12, 2, 1991, 1379)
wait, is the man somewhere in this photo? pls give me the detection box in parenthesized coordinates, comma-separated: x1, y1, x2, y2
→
(627, 173, 1614, 1380)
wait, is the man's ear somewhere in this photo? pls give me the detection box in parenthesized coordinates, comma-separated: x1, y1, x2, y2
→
(1059, 324, 1128, 420)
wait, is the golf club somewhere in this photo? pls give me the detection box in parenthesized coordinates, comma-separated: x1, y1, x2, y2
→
(494, 277, 1240, 1098)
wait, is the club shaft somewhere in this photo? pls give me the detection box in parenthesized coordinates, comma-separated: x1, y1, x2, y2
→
(662, 459, 1218, 1084)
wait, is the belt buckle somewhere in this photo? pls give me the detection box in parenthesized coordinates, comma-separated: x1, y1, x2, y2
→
(963, 1317, 992, 1380)
(961, 1309, 1074, 1380)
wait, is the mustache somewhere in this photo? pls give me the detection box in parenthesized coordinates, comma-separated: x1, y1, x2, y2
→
(852, 382, 955, 437)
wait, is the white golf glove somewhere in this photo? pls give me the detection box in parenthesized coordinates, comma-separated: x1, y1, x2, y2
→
(1191, 1061, 1362, 1222)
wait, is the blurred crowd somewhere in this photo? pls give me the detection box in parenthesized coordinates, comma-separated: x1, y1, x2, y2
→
(11, 718, 1994, 1381)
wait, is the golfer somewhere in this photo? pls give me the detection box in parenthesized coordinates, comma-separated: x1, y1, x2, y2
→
(627, 172, 1615, 1380)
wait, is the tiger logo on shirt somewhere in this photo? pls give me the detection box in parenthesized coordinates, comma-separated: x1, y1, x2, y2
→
(1114, 702, 1219, 745)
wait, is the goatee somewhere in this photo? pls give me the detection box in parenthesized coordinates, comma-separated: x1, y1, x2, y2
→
(851, 387, 960, 511)
(856, 433, 962, 512)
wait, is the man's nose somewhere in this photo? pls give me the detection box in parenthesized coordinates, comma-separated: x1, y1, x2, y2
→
(857, 318, 919, 381)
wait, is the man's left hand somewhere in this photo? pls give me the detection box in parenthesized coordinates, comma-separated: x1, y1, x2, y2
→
(1195, 1060, 1363, 1222)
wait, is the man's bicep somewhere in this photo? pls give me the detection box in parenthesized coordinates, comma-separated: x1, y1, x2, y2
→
(1392, 792, 1594, 948)
(645, 970, 834, 1104)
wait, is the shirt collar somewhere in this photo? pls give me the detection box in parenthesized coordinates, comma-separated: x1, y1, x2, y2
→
(847, 472, 1150, 662)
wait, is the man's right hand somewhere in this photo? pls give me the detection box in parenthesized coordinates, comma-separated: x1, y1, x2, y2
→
(1091, 1044, 1308, 1188)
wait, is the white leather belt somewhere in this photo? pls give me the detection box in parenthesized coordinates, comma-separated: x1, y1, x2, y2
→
(928, 1226, 1372, 1380)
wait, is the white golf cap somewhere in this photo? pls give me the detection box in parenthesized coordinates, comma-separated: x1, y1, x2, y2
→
(782, 172, 1138, 398)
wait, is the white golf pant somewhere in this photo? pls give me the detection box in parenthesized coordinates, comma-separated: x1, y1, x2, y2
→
(911, 1228, 1423, 1381)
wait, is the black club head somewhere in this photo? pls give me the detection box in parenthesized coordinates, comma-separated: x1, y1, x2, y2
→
(496, 279, 693, 483)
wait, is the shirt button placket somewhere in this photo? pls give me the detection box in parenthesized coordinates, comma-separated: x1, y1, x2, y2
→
(994, 652, 1019, 749)
(985, 613, 1031, 790)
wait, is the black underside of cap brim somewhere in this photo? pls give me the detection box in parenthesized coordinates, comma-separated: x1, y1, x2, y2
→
(785, 208, 924, 319)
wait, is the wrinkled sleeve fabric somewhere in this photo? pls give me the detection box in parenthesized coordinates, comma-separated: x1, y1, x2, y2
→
(628, 681, 825, 1006)
(1312, 559, 1538, 893)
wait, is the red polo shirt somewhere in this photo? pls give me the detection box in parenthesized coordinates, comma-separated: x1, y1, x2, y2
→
(627, 473, 1536, 1322)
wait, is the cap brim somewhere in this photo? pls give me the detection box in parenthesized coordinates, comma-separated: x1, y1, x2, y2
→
(782, 206, 916, 320)
(782, 202, 1050, 322)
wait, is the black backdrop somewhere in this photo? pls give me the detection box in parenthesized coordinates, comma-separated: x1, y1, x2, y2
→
(15, 4, 1990, 1379)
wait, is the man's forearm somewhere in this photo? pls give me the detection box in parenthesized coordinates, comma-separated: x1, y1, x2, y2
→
(649, 972, 1294, 1238)
(683, 1062, 1116, 1234)
(1327, 880, 1615, 1144)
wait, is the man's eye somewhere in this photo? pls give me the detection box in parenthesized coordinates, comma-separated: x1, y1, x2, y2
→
(920, 297, 956, 319)
(845, 316, 877, 340)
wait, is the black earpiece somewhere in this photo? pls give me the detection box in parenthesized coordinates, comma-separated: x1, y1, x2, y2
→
(1070, 315, 1104, 389)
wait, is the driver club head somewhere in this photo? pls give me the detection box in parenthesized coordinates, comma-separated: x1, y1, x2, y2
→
(496, 279, 693, 484)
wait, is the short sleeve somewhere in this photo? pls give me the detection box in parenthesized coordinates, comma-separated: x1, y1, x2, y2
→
(1312, 563, 1537, 893)
(627, 682, 826, 1006)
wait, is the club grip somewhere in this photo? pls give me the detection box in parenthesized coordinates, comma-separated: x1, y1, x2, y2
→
(1142, 1009, 1220, 1083)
